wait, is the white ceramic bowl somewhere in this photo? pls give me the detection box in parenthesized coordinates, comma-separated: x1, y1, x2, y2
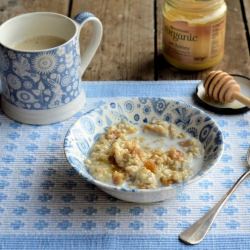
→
(64, 98, 223, 203)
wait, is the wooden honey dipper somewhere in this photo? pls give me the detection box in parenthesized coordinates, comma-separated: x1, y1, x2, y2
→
(204, 70, 250, 107)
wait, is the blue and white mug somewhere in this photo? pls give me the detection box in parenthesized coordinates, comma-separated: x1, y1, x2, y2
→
(0, 12, 102, 124)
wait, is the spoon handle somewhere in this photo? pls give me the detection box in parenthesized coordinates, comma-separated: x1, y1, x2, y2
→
(179, 169, 250, 245)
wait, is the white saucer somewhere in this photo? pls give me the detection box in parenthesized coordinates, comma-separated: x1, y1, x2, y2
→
(195, 75, 250, 114)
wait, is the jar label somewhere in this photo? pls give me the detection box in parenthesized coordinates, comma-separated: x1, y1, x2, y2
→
(163, 16, 226, 64)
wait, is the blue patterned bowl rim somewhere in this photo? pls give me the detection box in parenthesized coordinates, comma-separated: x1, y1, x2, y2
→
(64, 98, 224, 193)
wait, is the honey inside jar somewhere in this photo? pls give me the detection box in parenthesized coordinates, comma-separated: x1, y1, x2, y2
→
(162, 0, 227, 71)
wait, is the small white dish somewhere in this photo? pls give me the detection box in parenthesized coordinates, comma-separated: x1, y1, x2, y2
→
(195, 75, 250, 114)
(64, 98, 223, 203)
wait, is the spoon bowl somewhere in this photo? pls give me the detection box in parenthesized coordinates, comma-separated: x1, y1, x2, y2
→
(179, 147, 250, 245)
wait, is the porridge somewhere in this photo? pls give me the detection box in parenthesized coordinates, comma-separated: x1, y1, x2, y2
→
(85, 120, 204, 189)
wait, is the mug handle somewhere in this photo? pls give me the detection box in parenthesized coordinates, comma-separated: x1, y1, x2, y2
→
(74, 12, 103, 77)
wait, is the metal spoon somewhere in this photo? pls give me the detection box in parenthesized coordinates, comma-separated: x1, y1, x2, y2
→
(179, 147, 250, 245)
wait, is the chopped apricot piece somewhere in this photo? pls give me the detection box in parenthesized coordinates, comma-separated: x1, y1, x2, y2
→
(144, 160, 157, 173)
(179, 140, 193, 147)
(160, 177, 175, 186)
(167, 148, 184, 161)
(112, 171, 124, 185)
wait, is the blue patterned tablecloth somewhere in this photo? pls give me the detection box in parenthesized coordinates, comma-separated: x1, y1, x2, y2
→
(0, 81, 250, 250)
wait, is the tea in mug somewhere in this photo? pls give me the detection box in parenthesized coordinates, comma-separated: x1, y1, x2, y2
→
(13, 35, 66, 51)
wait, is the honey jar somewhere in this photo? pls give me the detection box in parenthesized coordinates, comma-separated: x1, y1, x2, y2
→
(162, 0, 227, 71)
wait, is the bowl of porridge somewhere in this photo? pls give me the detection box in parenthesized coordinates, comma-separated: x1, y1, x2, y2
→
(64, 98, 223, 203)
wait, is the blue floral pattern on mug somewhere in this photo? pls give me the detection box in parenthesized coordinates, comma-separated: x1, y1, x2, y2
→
(0, 35, 81, 110)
